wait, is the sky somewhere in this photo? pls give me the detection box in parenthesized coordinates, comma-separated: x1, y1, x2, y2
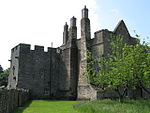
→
(0, 0, 150, 69)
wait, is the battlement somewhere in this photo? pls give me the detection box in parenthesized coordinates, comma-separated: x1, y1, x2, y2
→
(34, 45, 44, 52)
(19, 43, 31, 53)
(94, 29, 113, 39)
(94, 29, 109, 36)
(11, 43, 58, 54)
(92, 29, 107, 44)
(48, 47, 56, 53)
(11, 43, 30, 53)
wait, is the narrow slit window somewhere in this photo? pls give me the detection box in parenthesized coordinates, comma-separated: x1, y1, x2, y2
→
(13, 66, 15, 75)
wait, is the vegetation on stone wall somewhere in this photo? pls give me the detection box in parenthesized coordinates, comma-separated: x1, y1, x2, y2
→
(0, 66, 10, 87)
(85, 35, 150, 102)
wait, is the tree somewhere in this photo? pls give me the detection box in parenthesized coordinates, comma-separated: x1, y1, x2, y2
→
(0, 68, 10, 87)
(85, 35, 150, 102)
(124, 43, 150, 95)
(0, 65, 3, 73)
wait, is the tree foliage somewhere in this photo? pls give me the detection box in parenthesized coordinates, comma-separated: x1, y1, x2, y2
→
(85, 35, 150, 101)
(0, 65, 3, 73)
(0, 67, 10, 87)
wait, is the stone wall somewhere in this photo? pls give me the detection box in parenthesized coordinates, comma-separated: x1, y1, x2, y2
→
(0, 88, 30, 113)
(97, 88, 150, 99)
(8, 44, 62, 99)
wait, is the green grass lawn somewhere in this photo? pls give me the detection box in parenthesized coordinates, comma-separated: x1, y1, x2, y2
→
(13, 100, 79, 113)
(13, 99, 150, 113)
(74, 99, 150, 113)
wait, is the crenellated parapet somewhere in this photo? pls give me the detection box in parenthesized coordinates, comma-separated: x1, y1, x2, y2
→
(34, 45, 44, 52)
(11, 43, 60, 54)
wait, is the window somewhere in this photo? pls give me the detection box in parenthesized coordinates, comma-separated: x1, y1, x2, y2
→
(44, 88, 49, 95)
(12, 66, 15, 75)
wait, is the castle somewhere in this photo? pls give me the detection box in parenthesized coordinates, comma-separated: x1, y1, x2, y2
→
(8, 6, 137, 100)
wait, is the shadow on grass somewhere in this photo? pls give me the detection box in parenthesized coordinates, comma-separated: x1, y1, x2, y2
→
(12, 100, 32, 113)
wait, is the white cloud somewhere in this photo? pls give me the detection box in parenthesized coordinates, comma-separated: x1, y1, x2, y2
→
(0, 0, 99, 69)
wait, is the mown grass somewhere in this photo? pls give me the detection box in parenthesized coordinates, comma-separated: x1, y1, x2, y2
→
(13, 100, 79, 113)
(74, 99, 150, 113)
(13, 99, 150, 113)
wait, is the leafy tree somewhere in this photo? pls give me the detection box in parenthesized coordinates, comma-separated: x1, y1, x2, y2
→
(85, 35, 150, 102)
(0, 68, 10, 87)
(124, 43, 150, 95)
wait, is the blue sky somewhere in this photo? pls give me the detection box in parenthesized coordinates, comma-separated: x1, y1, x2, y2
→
(0, 0, 150, 69)
(96, 0, 150, 40)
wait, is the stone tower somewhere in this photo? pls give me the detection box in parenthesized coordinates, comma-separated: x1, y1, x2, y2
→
(77, 6, 96, 100)
(80, 6, 90, 77)
(63, 22, 69, 45)
(68, 17, 78, 99)
(58, 16, 78, 99)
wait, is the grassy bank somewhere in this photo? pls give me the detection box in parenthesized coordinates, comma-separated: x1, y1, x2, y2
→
(13, 100, 79, 113)
(74, 99, 150, 113)
(13, 99, 150, 113)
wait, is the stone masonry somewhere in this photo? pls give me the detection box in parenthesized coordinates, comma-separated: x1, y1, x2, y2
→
(8, 6, 138, 100)
(0, 88, 29, 113)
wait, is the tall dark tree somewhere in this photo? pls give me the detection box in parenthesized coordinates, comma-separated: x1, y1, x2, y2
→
(0, 65, 3, 73)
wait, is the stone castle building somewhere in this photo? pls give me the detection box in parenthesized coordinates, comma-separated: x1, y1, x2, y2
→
(8, 6, 137, 100)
